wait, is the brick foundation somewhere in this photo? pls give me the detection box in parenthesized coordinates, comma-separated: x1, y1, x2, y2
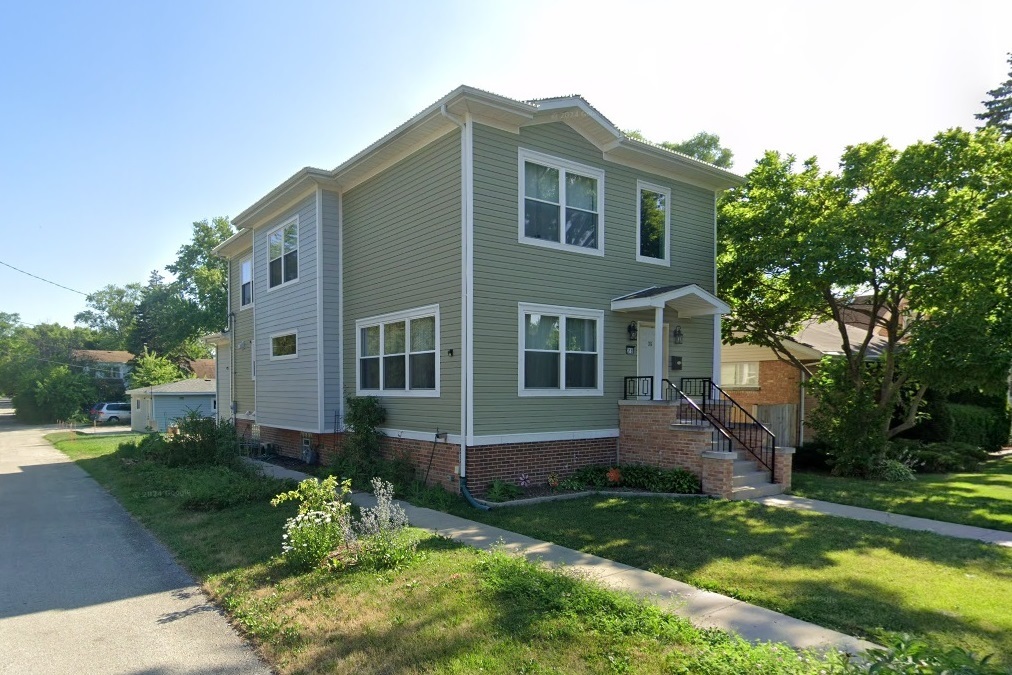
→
(701, 451, 735, 498)
(618, 401, 714, 477)
(773, 446, 795, 490)
(463, 438, 618, 497)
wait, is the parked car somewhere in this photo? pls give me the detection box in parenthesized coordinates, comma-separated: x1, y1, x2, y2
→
(89, 402, 132, 424)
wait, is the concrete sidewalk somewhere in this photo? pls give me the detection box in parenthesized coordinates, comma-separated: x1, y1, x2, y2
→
(755, 495, 1012, 548)
(249, 459, 875, 655)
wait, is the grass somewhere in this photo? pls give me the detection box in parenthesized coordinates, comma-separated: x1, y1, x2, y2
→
(47, 432, 846, 674)
(443, 494, 1012, 665)
(790, 456, 1012, 533)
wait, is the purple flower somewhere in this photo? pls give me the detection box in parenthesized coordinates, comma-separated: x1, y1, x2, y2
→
(518, 473, 530, 487)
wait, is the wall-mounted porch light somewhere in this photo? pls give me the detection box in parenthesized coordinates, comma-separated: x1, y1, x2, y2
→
(671, 325, 684, 344)
(627, 322, 638, 341)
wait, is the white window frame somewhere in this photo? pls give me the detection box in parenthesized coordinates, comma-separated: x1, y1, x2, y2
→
(518, 303, 604, 397)
(269, 331, 298, 361)
(721, 361, 759, 387)
(266, 216, 299, 290)
(636, 180, 671, 266)
(518, 148, 605, 257)
(239, 256, 254, 308)
(355, 304, 440, 398)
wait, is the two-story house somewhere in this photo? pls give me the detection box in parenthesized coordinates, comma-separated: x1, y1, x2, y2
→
(209, 86, 792, 499)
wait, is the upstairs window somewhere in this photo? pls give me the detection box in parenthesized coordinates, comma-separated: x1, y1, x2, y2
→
(519, 303, 604, 396)
(357, 306, 439, 397)
(637, 181, 670, 265)
(268, 217, 298, 288)
(240, 257, 253, 307)
(519, 149, 604, 255)
(721, 361, 759, 387)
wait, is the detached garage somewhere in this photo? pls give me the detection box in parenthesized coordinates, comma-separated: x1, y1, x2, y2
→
(126, 379, 217, 432)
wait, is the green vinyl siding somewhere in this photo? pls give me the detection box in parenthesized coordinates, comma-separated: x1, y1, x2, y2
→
(230, 251, 256, 415)
(472, 121, 716, 436)
(342, 130, 462, 434)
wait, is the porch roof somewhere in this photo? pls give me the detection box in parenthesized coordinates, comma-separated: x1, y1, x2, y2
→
(611, 284, 730, 317)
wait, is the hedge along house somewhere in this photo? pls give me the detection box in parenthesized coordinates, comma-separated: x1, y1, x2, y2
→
(210, 86, 793, 499)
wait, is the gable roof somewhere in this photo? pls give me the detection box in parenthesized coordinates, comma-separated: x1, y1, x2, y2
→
(792, 320, 889, 358)
(126, 378, 216, 396)
(187, 359, 216, 379)
(222, 85, 745, 238)
(72, 350, 134, 364)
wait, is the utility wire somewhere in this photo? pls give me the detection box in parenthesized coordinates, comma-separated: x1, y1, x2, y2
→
(0, 259, 88, 296)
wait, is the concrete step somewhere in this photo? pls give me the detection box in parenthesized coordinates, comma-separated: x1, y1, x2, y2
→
(732, 459, 759, 474)
(730, 482, 785, 500)
(733, 470, 771, 488)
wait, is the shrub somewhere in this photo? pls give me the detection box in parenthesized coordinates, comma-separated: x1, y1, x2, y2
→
(353, 478, 419, 571)
(573, 465, 609, 488)
(793, 440, 832, 471)
(333, 396, 386, 485)
(485, 479, 523, 502)
(912, 441, 990, 473)
(871, 458, 917, 482)
(272, 476, 353, 571)
(558, 477, 585, 492)
(846, 633, 1008, 675)
(949, 403, 1009, 452)
(135, 414, 240, 468)
(619, 465, 701, 493)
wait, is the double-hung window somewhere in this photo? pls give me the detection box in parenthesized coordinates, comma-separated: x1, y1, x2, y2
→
(721, 362, 759, 387)
(519, 149, 604, 255)
(267, 217, 298, 288)
(636, 181, 670, 265)
(519, 303, 604, 396)
(240, 257, 253, 307)
(357, 306, 439, 397)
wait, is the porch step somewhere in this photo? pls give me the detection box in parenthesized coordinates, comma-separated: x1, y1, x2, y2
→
(733, 470, 772, 488)
(732, 459, 759, 474)
(730, 482, 785, 500)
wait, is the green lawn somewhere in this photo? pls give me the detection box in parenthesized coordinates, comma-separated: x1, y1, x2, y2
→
(445, 494, 1012, 665)
(47, 432, 846, 674)
(791, 456, 1012, 533)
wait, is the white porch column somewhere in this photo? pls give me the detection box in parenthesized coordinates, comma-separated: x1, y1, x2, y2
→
(653, 305, 665, 400)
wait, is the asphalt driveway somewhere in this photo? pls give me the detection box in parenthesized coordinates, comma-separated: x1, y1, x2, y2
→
(0, 402, 269, 674)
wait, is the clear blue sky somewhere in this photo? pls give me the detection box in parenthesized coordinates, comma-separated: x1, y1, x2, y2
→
(2, 0, 1009, 328)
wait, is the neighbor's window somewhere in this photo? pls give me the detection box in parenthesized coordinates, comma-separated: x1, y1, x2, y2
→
(357, 306, 439, 396)
(268, 217, 298, 288)
(519, 303, 603, 396)
(271, 333, 297, 359)
(721, 362, 759, 387)
(520, 149, 604, 254)
(637, 181, 670, 264)
(240, 257, 253, 307)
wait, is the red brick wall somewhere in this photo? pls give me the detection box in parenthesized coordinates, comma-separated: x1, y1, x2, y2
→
(618, 402, 713, 476)
(724, 359, 801, 411)
(464, 438, 618, 496)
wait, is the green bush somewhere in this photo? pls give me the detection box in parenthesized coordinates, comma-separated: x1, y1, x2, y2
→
(949, 403, 1009, 452)
(847, 633, 1008, 675)
(794, 440, 832, 471)
(573, 465, 610, 488)
(619, 464, 701, 493)
(870, 458, 917, 482)
(914, 441, 990, 473)
(332, 396, 386, 486)
(134, 414, 240, 468)
(272, 476, 354, 571)
(485, 479, 523, 502)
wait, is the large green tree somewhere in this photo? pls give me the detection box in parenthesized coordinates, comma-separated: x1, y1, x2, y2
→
(976, 52, 1012, 139)
(74, 282, 142, 349)
(128, 348, 187, 389)
(626, 130, 734, 168)
(718, 128, 1012, 472)
(166, 216, 233, 336)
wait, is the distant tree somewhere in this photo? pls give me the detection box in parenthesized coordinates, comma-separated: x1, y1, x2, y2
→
(166, 217, 234, 336)
(626, 130, 734, 168)
(26, 366, 97, 422)
(976, 52, 1012, 139)
(128, 348, 187, 389)
(74, 283, 142, 349)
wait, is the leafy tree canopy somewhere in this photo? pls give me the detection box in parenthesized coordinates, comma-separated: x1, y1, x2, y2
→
(626, 130, 734, 168)
(976, 52, 1012, 139)
(74, 283, 142, 349)
(128, 347, 187, 389)
(718, 127, 1012, 458)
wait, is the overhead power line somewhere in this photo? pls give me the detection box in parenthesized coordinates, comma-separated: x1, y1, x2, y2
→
(0, 259, 89, 296)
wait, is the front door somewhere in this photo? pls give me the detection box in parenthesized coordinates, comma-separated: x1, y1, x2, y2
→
(637, 322, 668, 394)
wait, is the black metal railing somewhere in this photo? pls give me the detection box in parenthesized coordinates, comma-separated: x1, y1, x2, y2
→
(623, 375, 654, 400)
(664, 380, 732, 452)
(680, 377, 777, 481)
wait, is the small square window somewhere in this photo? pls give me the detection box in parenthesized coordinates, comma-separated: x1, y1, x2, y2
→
(271, 333, 297, 359)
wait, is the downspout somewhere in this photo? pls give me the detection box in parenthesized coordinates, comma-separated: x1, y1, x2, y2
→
(440, 104, 487, 510)
(799, 368, 806, 446)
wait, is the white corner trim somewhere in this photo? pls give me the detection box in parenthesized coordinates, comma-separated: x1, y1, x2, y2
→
(464, 114, 475, 446)
(635, 180, 671, 266)
(316, 188, 325, 433)
(337, 191, 345, 431)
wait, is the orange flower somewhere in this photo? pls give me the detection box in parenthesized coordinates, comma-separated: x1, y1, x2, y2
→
(606, 467, 622, 485)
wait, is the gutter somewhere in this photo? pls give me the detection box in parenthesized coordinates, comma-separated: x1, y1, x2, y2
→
(440, 104, 483, 509)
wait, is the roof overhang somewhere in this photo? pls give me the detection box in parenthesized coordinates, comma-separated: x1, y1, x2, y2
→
(225, 85, 747, 241)
(202, 331, 230, 345)
(612, 284, 730, 317)
(212, 229, 253, 257)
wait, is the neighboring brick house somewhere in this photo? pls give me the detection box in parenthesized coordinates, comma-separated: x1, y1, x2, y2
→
(209, 85, 791, 499)
(721, 321, 887, 446)
(71, 350, 133, 383)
